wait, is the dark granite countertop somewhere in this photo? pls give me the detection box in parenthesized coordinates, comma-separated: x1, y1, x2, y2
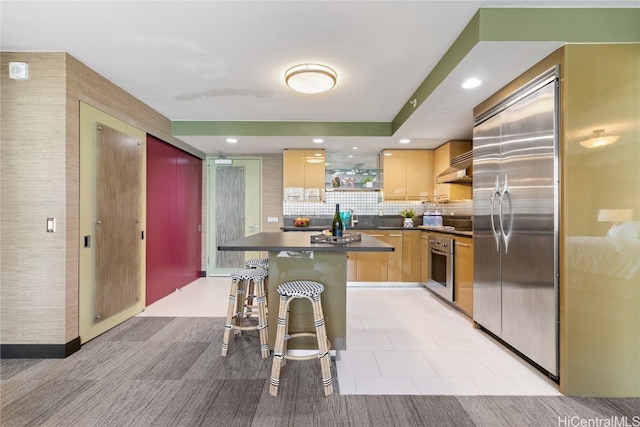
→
(281, 225, 473, 238)
(218, 231, 394, 252)
(281, 214, 472, 238)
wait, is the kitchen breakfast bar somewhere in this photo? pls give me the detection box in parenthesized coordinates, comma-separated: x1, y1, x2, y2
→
(218, 231, 393, 350)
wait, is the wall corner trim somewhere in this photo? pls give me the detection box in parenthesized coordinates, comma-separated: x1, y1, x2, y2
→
(1, 337, 82, 359)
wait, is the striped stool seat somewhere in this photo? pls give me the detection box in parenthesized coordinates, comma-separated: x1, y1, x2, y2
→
(276, 280, 324, 298)
(269, 280, 333, 397)
(245, 258, 269, 269)
(232, 268, 268, 281)
(221, 268, 269, 358)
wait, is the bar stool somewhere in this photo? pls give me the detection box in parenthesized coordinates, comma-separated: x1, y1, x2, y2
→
(221, 268, 269, 358)
(269, 280, 333, 397)
(245, 258, 269, 270)
(244, 258, 269, 315)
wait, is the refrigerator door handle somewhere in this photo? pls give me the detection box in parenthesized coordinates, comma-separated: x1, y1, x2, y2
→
(499, 174, 513, 253)
(489, 175, 501, 251)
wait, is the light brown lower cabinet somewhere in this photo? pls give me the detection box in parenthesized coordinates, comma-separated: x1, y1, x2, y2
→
(346, 251, 357, 282)
(420, 233, 430, 283)
(384, 231, 404, 282)
(355, 230, 388, 281)
(350, 230, 422, 282)
(454, 237, 473, 316)
(402, 230, 422, 282)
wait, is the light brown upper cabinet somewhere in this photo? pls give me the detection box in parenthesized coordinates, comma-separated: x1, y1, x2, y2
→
(283, 149, 325, 201)
(382, 149, 433, 201)
(433, 141, 472, 201)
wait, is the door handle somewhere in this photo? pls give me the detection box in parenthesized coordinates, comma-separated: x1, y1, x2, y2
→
(499, 174, 513, 253)
(489, 175, 501, 251)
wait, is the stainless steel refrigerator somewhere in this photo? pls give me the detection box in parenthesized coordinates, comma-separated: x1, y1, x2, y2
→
(473, 67, 559, 379)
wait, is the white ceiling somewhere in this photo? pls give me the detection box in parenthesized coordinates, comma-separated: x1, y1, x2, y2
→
(2, 1, 635, 157)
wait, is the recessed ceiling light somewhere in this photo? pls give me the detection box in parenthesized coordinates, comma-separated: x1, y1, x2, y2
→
(285, 63, 337, 94)
(348, 155, 354, 158)
(226, 138, 238, 143)
(399, 139, 410, 144)
(462, 78, 481, 89)
(313, 138, 324, 143)
(352, 146, 358, 150)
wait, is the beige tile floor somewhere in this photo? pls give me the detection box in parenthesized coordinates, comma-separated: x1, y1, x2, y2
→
(138, 277, 561, 396)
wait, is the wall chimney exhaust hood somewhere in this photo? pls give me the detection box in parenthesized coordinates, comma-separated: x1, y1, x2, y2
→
(436, 150, 473, 184)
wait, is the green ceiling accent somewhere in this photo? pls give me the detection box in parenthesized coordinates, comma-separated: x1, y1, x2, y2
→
(391, 12, 481, 132)
(392, 8, 640, 133)
(478, 8, 640, 42)
(171, 8, 640, 139)
(171, 121, 392, 137)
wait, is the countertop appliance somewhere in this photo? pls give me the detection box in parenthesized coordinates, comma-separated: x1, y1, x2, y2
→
(425, 234, 454, 302)
(472, 67, 559, 380)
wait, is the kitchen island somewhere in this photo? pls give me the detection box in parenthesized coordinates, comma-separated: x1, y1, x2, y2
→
(218, 231, 393, 350)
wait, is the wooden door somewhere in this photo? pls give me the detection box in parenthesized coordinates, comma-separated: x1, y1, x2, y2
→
(94, 124, 143, 321)
(215, 166, 245, 268)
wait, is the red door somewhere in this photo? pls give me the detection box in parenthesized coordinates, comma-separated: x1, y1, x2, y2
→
(146, 135, 202, 305)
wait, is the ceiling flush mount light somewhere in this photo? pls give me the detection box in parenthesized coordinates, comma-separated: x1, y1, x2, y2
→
(580, 129, 620, 149)
(462, 78, 481, 89)
(285, 63, 337, 94)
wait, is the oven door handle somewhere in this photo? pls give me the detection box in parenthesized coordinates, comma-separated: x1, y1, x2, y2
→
(430, 248, 450, 257)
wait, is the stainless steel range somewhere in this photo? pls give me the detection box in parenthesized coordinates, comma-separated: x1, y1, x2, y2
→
(426, 234, 454, 302)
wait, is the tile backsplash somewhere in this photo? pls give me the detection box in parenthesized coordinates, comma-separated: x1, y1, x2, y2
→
(283, 191, 472, 217)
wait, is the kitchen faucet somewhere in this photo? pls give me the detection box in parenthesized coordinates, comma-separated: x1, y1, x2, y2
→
(350, 209, 358, 227)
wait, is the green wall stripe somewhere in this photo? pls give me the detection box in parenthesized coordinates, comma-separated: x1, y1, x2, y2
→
(172, 121, 392, 137)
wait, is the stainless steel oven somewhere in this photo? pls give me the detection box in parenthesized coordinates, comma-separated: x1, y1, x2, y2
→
(426, 234, 454, 302)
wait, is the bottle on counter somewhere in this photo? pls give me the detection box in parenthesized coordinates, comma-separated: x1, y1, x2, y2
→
(332, 203, 344, 237)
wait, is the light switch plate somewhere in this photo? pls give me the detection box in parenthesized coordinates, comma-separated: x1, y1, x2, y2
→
(46, 218, 56, 232)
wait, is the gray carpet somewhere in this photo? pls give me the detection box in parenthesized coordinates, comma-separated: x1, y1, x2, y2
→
(1, 317, 638, 426)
